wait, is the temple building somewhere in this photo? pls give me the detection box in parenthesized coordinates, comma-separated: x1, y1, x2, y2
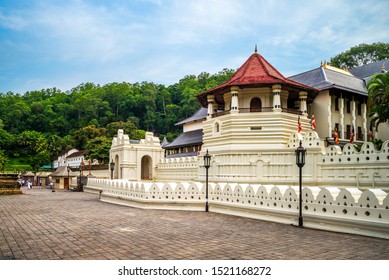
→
(107, 48, 389, 185)
(289, 62, 369, 144)
(86, 48, 389, 239)
(198, 49, 318, 151)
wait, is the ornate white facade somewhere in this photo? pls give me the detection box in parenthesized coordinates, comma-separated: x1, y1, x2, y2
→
(86, 50, 389, 239)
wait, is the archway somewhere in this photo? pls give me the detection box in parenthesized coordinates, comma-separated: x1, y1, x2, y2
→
(250, 97, 262, 112)
(114, 155, 119, 179)
(141, 155, 152, 180)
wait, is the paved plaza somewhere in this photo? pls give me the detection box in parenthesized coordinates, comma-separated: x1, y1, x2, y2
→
(0, 187, 388, 260)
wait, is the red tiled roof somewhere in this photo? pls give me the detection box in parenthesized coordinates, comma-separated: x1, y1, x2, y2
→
(197, 51, 318, 107)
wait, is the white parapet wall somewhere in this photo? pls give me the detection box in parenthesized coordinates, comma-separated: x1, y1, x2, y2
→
(85, 178, 389, 239)
(320, 141, 389, 188)
(156, 156, 199, 181)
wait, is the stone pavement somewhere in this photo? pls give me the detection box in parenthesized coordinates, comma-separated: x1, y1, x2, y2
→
(1, 187, 388, 260)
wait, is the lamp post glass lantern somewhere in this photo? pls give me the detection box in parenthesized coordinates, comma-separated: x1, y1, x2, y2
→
(110, 160, 115, 180)
(296, 142, 306, 168)
(203, 150, 211, 212)
(295, 141, 306, 227)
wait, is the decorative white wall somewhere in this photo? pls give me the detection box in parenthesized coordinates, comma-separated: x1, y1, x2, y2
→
(85, 179, 389, 239)
(100, 129, 389, 239)
(156, 156, 199, 181)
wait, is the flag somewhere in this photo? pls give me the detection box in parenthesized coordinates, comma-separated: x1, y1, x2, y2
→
(334, 127, 339, 144)
(311, 114, 316, 130)
(350, 125, 354, 144)
(297, 115, 302, 133)
(369, 122, 374, 141)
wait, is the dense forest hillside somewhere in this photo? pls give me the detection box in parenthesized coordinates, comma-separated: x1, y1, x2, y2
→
(0, 69, 234, 170)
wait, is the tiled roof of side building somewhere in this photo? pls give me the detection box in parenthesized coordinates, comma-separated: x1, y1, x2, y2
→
(289, 66, 367, 96)
(175, 107, 207, 126)
(50, 165, 78, 177)
(324, 68, 366, 95)
(349, 58, 389, 79)
(164, 129, 202, 149)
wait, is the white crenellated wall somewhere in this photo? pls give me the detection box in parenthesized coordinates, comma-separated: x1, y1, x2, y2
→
(320, 140, 389, 188)
(156, 156, 199, 181)
(85, 178, 389, 239)
(109, 128, 389, 189)
(102, 129, 389, 239)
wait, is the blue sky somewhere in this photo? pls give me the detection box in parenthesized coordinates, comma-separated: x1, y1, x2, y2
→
(1, 0, 388, 94)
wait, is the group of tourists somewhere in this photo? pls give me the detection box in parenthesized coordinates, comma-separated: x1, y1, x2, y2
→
(19, 179, 33, 189)
(18, 179, 54, 189)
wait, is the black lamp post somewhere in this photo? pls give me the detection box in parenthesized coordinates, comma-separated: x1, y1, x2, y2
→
(67, 165, 70, 190)
(110, 160, 115, 180)
(78, 163, 83, 191)
(203, 150, 211, 212)
(295, 140, 306, 227)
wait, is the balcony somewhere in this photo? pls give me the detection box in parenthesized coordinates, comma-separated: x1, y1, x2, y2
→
(211, 107, 301, 118)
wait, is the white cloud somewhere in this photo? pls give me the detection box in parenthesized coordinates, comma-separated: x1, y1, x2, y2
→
(22, 1, 146, 63)
(153, 0, 249, 45)
(0, 11, 28, 30)
(1, 0, 389, 94)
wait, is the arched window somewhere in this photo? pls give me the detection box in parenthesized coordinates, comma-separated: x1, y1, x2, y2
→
(250, 97, 262, 112)
(214, 122, 220, 133)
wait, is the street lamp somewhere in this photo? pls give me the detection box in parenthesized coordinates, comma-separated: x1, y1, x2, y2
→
(203, 150, 211, 212)
(110, 160, 115, 180)
(78, 163, 83, 191)
(67, 165, 71, 190)
(295, 140, 306, 227)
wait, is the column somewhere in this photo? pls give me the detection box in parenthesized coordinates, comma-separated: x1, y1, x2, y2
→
(280, 91, 289, 109)
(207, 95, 215, 119)
(351, 98, 356, 137)
(299, 91, 308, 116)
(328, 93, 333, 137)
(231, 86, 239, 114)
(339, 96, 345, 139)
(362, 102, 367, 142)
(272, 84, 282, 112)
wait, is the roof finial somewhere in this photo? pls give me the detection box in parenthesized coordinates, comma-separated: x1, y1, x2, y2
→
(254, 44, 257, 53)
(382, 63, 386, 73)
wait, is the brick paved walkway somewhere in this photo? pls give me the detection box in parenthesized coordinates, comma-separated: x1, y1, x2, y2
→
(1, 187, 388, 260)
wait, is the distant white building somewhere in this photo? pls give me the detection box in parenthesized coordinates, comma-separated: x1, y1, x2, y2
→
(66, 150, 88, 168)
(53, 148, 100, 169)
(52, 148, 79, 168)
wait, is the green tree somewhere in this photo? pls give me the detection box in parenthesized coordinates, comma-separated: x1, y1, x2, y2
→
(330, 42, 389, 69)
(0, 150, 8, 172)
(367, 71, 389, 130)
(46, 134, 69, 158)
(30, 151, 51, 176)
(85, 136, 112, 164)
(106, 120, 137, 138)
(0, 129, 15, 152)
(130, 129, 146, 140)
(72, 125, 105, 150)
(17, 131, 47, 154)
